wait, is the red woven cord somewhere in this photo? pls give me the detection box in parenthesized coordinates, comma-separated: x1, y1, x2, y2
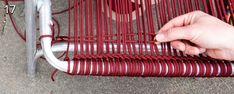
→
(52, 18, 60, 40)
(109, 0, 115, 54)
(39, 23, 55, 40)
(72, 0, 79, 74)
(88, 0, 94, 55)
(103, 0, 109, 54)
(79, 0, 84, 55)
(51, 69, 58, 81)
(145, 0, 155, 57)
(65, 0, 71, 73)
(153, 0, 161, 56)
(135, 0, 143, 55)
(220, 0, 229, 22)
(228, 0, 234, 22)
(9, 0, 234, 78)
(140, 0, 147, 57)
(43, 0, 234, 77)
(159, 0, 166, 56)
(116, 0, 121, 54)
(215, 0, 225, 20)
(122, 0, 127, 55)
(126, 0, 133, 56)
(39, 35, 53, 40)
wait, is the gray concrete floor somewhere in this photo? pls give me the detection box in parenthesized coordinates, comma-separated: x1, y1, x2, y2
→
(0, 1, 234, 94)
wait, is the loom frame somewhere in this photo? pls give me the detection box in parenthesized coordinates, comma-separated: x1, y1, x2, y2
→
(27, 0, 234, 77)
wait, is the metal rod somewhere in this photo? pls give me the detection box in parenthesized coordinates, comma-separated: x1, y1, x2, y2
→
(25, 0, 37, 77)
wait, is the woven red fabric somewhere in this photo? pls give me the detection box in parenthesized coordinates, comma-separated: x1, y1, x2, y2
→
(48, 0, 234, 77)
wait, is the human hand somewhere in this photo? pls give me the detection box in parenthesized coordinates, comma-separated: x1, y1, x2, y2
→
(154, 11, 234, 61)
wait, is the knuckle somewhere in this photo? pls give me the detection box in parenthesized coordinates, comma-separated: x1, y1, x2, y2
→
(192, 10, 204, 15)
(185, 31, 195, 39)
(194, 10, 203, 13)
(184, 27, 197, 40)
(164, 29, 171, 38)
(171, 42, 178, 48)
(184, 47, 191, 54)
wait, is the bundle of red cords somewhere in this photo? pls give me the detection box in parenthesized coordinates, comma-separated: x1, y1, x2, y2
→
(59, 0, 234, 77)
(4, 0, 234, 78)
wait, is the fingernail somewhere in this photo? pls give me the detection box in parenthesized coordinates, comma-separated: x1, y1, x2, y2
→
(156, 33, 164, 41)
(188, 50, 195, 55)
(176, 45, 183, 51)
(155, 42, 161, 45)
(199, 48, 206, 53)
(191, 49, 200, 55)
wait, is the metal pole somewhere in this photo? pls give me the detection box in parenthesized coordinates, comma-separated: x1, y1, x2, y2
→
(25, 0, 37, 77)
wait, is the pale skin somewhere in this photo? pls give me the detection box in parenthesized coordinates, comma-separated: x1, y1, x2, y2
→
(154, 11, 234, 61)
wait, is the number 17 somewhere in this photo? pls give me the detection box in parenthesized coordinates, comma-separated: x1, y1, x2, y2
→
(5, 5, 16, 14)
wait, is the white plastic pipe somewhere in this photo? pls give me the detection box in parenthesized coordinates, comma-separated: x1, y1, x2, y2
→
(35, 42, 165, 60)
(39, 0, 74, 73)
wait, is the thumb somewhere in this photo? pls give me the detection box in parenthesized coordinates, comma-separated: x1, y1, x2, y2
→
(155, 26, 195, 42)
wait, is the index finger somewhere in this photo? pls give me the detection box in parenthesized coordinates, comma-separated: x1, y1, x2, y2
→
(159, 11, 206, 32)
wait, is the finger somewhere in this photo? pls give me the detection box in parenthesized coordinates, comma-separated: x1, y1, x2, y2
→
(171, 40, 206, 55)
(159, 15, 190, 32)
(159, 11, 207, 32)
(156, 26, 196, 42)
(184, 43, 200, 55)
(205, 50, 231, 60)
(170, 40, 186, 51)
(183, 42, 206, 55)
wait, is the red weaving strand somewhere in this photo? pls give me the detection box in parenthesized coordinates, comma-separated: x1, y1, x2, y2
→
(65, 0, 71, 73)
(73, 0, 79, 74)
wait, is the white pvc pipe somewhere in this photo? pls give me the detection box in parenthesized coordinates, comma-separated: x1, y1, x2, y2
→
(39, 0, 74, 73)
(35, 42, 165, 60)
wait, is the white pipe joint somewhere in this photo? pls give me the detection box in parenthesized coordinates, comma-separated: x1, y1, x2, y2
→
(39, 0, 74, 73)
